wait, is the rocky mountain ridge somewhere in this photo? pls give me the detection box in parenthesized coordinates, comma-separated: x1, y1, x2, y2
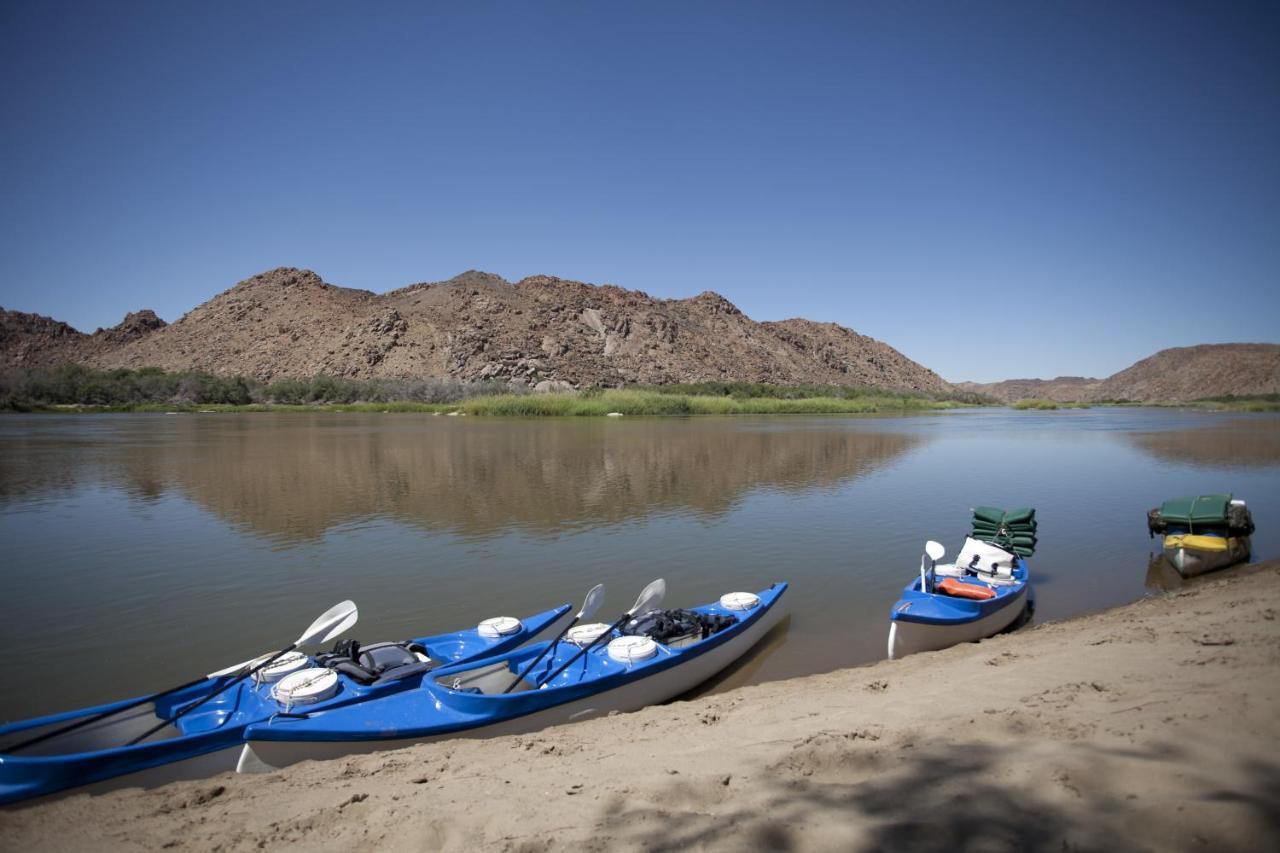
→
(960, 343, 1280, 402)
(0, 268, 952, 393)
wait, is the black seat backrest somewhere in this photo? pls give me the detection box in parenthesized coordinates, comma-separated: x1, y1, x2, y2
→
(358, 643, 420, 673)
(316, 640, 433, 685)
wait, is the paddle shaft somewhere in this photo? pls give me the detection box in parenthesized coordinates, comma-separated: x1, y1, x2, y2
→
(502, 617, 579, 694)
(537, 612, 632, 687)
(124, 644, 298, 747)
(6, 672, 226, 754)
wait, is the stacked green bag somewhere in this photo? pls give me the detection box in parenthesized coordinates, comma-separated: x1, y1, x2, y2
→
(971, 506, 1037, 557)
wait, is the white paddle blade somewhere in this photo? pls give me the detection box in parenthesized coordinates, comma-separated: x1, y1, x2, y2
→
(579, 584, 606, 620)
(296, 600, 359, 647)
(629, 578, 666, 617)
(206, 654, 271, 679)
(925, 541, 946, 562)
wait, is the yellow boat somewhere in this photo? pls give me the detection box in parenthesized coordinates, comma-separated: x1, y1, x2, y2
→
(1162, 532, 1251, 577)
(1148, 494, 1254, 578)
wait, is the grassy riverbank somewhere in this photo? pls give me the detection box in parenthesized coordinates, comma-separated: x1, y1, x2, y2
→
(1010, 398, 1092, 410)
(1, 366, 980, 415)
(21, 391, 964, 416)
(1011, 396, 1280, 412)
(458, 389, 963, 416)
(9, 366, 1274, 415)
(1186, 394, 1280, 412)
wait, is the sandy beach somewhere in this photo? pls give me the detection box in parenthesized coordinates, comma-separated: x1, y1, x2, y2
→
(3, 561, 1277, 852)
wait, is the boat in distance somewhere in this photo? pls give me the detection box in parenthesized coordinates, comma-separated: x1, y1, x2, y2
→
(1147, 494, 1254, 578)
(236, 583, 788, 774)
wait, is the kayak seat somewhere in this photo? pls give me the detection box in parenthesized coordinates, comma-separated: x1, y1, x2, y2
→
(315, 640, 434, 686)
(371, 661, 435, 686)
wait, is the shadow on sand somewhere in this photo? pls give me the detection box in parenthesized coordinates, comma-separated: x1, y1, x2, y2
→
(592, 737, 1280, 852)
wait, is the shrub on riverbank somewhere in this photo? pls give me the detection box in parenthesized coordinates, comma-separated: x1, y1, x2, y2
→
(460, 390, 957, 416)
(1190, 394, 1280, 412)
(636, 381, 995, 406)
(0, 366, 517, 410)
(1011, 398, 1092, 410)
(0, 364, 254, 409)
(0, 365, 989, 413)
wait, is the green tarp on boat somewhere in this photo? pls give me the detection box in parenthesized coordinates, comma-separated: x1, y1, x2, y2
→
(1158, 494, 1231, 525)
(1146, 493, 1254, 538)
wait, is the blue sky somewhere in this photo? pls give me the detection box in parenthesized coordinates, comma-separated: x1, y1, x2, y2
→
(2, 2, 1277, 382)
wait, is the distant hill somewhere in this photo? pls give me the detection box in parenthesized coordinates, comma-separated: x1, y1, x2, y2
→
(0, 268, 951, 393)
(962, 344, 1280, 402)
(953, 376, 1101, 403)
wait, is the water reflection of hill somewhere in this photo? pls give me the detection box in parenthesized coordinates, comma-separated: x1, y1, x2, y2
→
(1126, 419, 1280, 470)
(0, 416, 927, 541)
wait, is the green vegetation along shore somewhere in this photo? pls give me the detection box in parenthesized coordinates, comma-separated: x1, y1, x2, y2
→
(1011, 395, 1280, 412)
(1180, 394, 1280, 412)
(1010, 398, 1093, 410)
(0, 366, 979, 415)
(5, 365, 1275, 415)
(457, 389, 962, 416)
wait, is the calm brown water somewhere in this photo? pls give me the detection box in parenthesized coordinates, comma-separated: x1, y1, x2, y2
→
(2, 409, 1277, 720)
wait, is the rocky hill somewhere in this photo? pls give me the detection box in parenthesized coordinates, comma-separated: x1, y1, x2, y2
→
(954, 376, 1102, 403)
(0, 268, 951, 393)
(963, 344, 1280, 402)
(1093, 343, 1280, 402)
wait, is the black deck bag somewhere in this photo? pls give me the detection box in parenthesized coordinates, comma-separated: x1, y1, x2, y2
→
(625, 608, 738, 646)
(1228, 502, 1256, 536)
(1147, 507, 1167, 538)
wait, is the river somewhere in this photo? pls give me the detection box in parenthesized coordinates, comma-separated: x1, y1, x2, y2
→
(1, 408, 1276, 719)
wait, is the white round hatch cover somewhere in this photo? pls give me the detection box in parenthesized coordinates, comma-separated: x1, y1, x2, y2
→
(478, 616, 523, 638)
(567, 623, 610, 647)
(272, 668, 340, 707)
(258, 651, 309, 683)
(720, 592, 761, 611)
(608, 635, 658, 663)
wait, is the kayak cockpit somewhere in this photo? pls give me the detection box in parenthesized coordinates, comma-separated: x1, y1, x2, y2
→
(0, 702, 182, 757)
(431, 598, 754, 700)
(429, 642, 674, 698)
(891, 564, 1028, 626)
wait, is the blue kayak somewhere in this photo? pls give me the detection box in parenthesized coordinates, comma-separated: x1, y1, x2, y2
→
(0, 603, 569, 806)
(888, 539, 1032, 659)
(237, 583, 788, 773)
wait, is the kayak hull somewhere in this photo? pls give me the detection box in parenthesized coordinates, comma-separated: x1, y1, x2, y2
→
(887, 557, 1031, 660)
(0, 700, 242, 808)
(237, 584, 788, 774)
(1, 744, 242, 808)
(0, 604, 570, 807)
(1164, 534, 1250, 578)
(888, 585, 1028, 659)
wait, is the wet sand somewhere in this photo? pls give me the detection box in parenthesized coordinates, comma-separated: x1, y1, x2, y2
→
(3, 560, 1278, 852)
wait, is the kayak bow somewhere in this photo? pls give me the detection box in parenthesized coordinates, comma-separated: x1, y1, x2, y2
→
(0, 603, 570, 806)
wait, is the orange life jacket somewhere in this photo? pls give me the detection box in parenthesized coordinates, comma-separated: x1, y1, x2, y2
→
(937, 578, 997, 600)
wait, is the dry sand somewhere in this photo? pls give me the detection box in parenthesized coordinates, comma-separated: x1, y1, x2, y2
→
(3, 562, 1278, 852)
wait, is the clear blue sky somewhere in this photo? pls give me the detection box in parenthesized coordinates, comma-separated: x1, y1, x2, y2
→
(2, 2, 1277, 382)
